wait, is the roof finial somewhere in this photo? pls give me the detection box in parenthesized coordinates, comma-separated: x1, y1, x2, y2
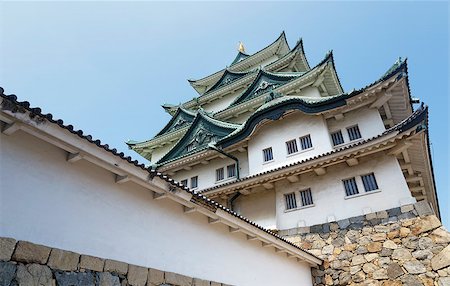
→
(238, 42, 246, 53)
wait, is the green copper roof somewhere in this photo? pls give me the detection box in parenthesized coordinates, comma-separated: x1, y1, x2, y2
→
(228, 69, 304, 107)
(155, 107, 196, 137)
(156, 110, 240, 165)
(219, 57, 410, 148)
(231, 51, 250, 65)
(204, 69, 252, 94)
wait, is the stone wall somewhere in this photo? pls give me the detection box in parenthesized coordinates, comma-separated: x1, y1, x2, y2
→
(0, 239, 231, 286)
(282, 202, 450, 286)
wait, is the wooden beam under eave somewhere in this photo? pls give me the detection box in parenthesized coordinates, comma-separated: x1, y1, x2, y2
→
(400, 163, 414, 176)
(286, 175, 300, 183)
(410, 186, 426, 195)
(314, 167, 326, 176)
(346, 158, 359, 167)
(200, 160, 209, 165)
(370, 91, 393, 109)
(263, 182, 274, 189)
(208, 217, 220, 224)
(1, 122, 21, 135)
(383, 103, 392, 119)
(183, 206, 196, 214)
(247, 235, 257, 241)
(240, 189, 251, 195)
(115, 174, 130, 184)
(388, 142, 413, 156)
(153, 192, 168, 200)
(238, 147, 246, 153)
(67, 152, 83, 163)
(183, 166, 192, 171)
(334, 113, 344, 121)
(229, 226, 240, 233)
(261, 241, 273, 248)
(402, 150, 411, 163)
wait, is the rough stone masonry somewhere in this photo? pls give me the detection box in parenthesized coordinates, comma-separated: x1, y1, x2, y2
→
(0, 239, 231, 286)
(282, 202, 450, 286)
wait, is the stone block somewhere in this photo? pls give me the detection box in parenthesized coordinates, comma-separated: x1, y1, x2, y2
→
(12, 241, 51, 264)
(104, 259, 128, 275)
(376, 211, 388, 219)
(148, 268, 164, 285)
(350, 215, 365, 224)
(0, 237, 16, 261)
(365, 212, 377, 220)
(387, 207, 401, 217)
(383, 240, 398, 250)
(128, 264, 148, 286)
(412, 215, 441, 235)
(414, 201, 434, 217)
(55, 271, 95, 286)
(165, 272, 193, 286)
(97, 272, 121, 286)
(372, 268, 388, 280)
(386, 262, 404, 279)
(79, 255, 104, 272)
(400, 204, 414, 213)
(322, 223, 330, 233)
(0, 261, 16, 286)
(403, 260, 426, 274)
(438, 277, 450, 286)
(193, 278, 210, 286)
(210, 282, 221, 286)
(367, 242, 382, 253)
(337, 219, 350, 229)
(16, 263, 53, 286)
(310, 224, 322, 233)
(47, 248, 80, 271)
(298, 226, 310, 234)
(392, 248, 412, 261)
(430, 227, 450, 244)
(371, 233, 387, 242)
(398, 212, 415, 220)
(431, 244, 450, 270)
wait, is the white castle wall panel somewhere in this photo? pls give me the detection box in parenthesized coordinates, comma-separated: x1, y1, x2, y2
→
(0, 131, 313, 286)
(274, 154, 414, 229)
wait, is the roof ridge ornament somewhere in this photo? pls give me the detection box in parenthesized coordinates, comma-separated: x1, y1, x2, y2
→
(238, 42, 246, 53)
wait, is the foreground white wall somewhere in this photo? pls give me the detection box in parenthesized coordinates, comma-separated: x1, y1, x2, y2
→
(0, 131, 312, 286)
(234, 190, 276, 229)
(275, 154, 414, 229)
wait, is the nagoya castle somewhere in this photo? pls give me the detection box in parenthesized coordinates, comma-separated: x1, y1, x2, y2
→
(2, 32, 448, 286)
(127, 32, 439, 231)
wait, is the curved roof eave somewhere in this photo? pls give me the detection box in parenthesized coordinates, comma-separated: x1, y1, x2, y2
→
(219, 57, 410, 148)
(156, 110, 240, 165)
(204, 104, 428, 194)
(188, 32, 289, 89)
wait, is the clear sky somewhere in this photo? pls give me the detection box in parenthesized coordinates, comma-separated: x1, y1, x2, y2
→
(1, 1, 448, 227)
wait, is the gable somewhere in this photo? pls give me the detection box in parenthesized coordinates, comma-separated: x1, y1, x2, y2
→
(156, 108, 196, 137)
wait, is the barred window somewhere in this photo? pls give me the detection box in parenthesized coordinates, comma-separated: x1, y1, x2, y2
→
(300, 189, 314, 206)
(347, 125, 362, 141)
(190, 176, 198, 189)
(227, 164, 236, 178)
(186, 143, 195, 152)
(299, 134, 313, 150)
(285, 192, 297, 210)
(263, 147, 273, 162)
(331, 130, 344, 146)
(216, 168, 224, 181)
(343, 177, 359, 196)
(180, 179, 188, 186)
(362, 173, 379, 192)
(286, 139, 298, 155)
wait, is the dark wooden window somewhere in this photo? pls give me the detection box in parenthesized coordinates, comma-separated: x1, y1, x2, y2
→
(190, 176, 198, 189)
(347, 125, 362, 141)
(300, 189, 314, 206)
(286, 139, 298, 154)
(263, 147, 273, 162)
(362, 173, 379, 192)
(186, 143, 195, 152)
(180, 179, 188, 186)
(299, 135, 313, 150)
(285, 193, 297, 210)
(227, 164, 236, 178)
(216, 168, 224, 181)
(331, 130, 344, 146)
(343, 177, 359, 196)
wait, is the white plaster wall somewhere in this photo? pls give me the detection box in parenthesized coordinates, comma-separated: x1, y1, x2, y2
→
(293, 86, 322, 98)
(274, 154, 414, 229)
(151, 142, 176, 163)
(326, 107, 385, 144)
(247, 111, 333, 175)
(0, 131, 313, 286)
(172, 151, 249, 191)
(201, 88, 246, 114)
(234, 190, 276, 229)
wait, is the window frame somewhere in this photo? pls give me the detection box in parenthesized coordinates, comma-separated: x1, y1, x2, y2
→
(285, 139, 299, 155)
(284, 192, 298, 210)
(330, 130, 345, 146)
(227, 164, 236, 178)
(347, 125, 362, 141)
(361, 173, 379, 192)
(262, 147, 274, 163)
(299, 134, 313, 150)
(180, 179, 188, 186)
(299, 188, 314, 207)
(215, 167, 225, 182)
(190, 176, 198, 189)
(342, 177, 359, 197)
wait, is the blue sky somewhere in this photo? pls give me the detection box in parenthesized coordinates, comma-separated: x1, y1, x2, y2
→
(1, 2, 448, 227)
